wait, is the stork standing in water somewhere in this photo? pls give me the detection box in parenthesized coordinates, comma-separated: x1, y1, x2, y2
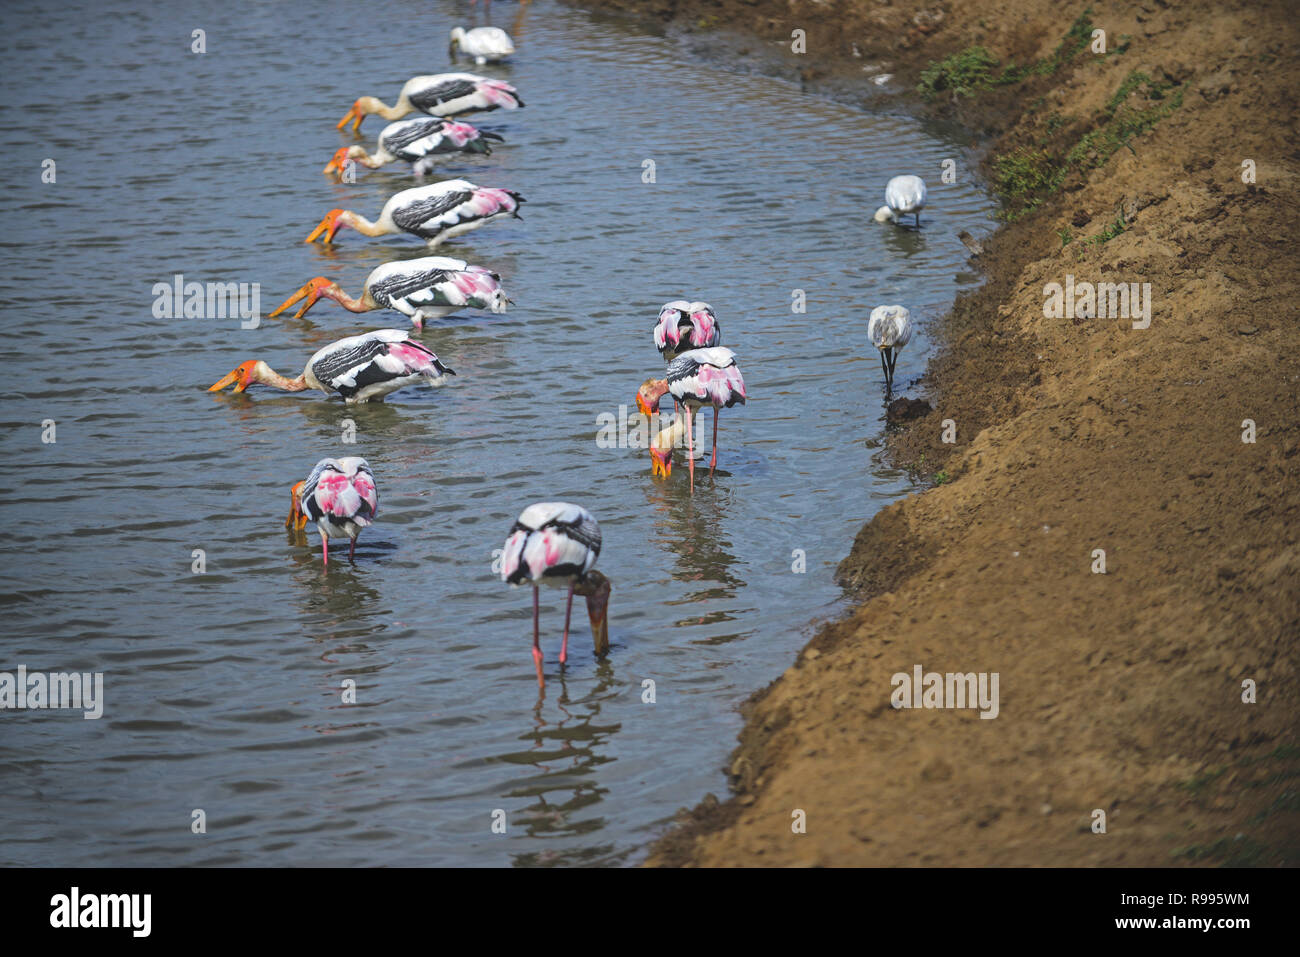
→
(209, 329, 454, 404)
(449, 26, 516, 64)
(286, 458, 378, 566)
(337, 73, 523, 132)
(323, 117, 502, 178)
(637, 346, 747, 491)
(652, 299, 722, 414)
(873, 175, 927, 227)
(303, 180, 523, 249)
(868, 304, 913, 388)
(268, 257, 508, 330)
(500, 503, 611, 688)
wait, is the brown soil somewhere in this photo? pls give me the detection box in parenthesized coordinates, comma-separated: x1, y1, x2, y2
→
(567, 0, 1300, 866)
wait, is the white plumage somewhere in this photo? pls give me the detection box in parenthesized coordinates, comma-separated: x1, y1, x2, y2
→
(499, 502, 612, 688)
(501, 503, 601, 587)
(289, 457, 379, 565)
(874, 175, 927, 226)
(450, 26, 516, 65)
(868, 305, 913, 386)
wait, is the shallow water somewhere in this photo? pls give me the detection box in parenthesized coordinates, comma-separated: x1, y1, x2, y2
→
(0, 0, 994, 865)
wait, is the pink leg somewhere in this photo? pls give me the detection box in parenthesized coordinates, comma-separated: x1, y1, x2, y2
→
(321, 535, 329, 566)
(710, 407, 720, 472)
(532, 586, 544, 687)
(685, 409, 695, 492)
(349, 537, 357, 562)
(559, 582, 574, 665)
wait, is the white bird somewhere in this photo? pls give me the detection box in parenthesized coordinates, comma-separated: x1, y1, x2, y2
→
(450, 26, 516, 64)
(500, 503, 611, 688)
(208, 329, 455, 404)
(286, 457, 379, 566)
(323, 117, 502, 178)
(874, 175, 927, 227)
(868, 304, 913, 386)
(303, 179, 524, 248)
(338, 73, 523, 132)
(636, 346, 747, 490)
(268, 257, 509, 330)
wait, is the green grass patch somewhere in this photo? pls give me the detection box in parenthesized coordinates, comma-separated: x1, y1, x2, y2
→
(1172, 834, 1271, 867)
(1067, 70, 1184, 169)
(918, 46, 1001, 100)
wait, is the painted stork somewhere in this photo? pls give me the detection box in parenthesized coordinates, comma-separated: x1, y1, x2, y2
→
(208, 329, 454, 404)
(304, 180, 524, 249)
(874, 175, 927, 227)
(286, 457, 377, 566)
(323, 117, 502, 178)
(268, 257, 508, 330)
(653, 300, 722, 362)
(449, 26, 516, 64)
(500, 502, 611, 688)
(637, 346, 747, 490)
(337, 73, 523, 132)
(868, 304, 913, 387)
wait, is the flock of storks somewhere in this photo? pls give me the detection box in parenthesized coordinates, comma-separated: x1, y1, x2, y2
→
(205, 20, 929, 687)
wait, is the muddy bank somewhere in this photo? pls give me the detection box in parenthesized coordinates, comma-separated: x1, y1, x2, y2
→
(568, 0, 1300, 866)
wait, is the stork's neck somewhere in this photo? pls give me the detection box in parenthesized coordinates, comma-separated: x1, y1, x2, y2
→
(367, 147, 395, 168)
(252, 361, 308, 392)
(652, 413, 688, 453)
(339, 210, 390, 237)
(359, 95, 409, 122)
(324, 285, 373, 312)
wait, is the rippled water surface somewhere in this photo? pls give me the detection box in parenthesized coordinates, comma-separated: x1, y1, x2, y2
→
(0, 0, 994, 865)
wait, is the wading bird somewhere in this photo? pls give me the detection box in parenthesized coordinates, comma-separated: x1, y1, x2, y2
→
(303, 180, 524, 249)
(286, 457, 378, 566)
(873, 175, 927, 227)
(323, 117, 502, 178)
(449, 26, 516, 64)
(500, 503, 611, 688)
(637, 346, 747, 490)
(209, 329, 454, 404)
(867, 304, 912, 387)
(653, 300, 721, 362)
(268, 257, 508, 330)
(337, 73, 523, 132)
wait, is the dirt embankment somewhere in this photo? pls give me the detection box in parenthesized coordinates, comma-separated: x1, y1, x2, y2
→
(569, 0, 1300, 866)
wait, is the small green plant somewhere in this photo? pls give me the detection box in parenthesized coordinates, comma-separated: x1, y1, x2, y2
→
(1086, 213, 1128, 245)
(993, 149, 1066, 219)
(1056, 225, 1073, 248)
(1068, 70, 1184, 169)
(933, 470, 950, 485)
(1034, 8, 1095, 76)
(918, 46, 1000, 100)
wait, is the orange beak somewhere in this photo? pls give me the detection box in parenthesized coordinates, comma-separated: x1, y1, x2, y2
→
(323, 147, 350, 176)
(208, 365, 250, 394)
(286, 480, 308, 530)
(305, 209, 345, 244)
(269, 279, 325, 319)
(636, 393, 653, 416)
(650, 448, 672, 478)
(337, 100, 364, 132)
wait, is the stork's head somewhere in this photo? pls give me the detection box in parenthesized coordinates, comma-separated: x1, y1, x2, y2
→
(323, 146, 364, 177)
(269, 276, 336, 319)
(635, 378, 669, 417)
(449, 27, 466, 56)
(337, 96, 382, 133)
(650, 445, 673, 479)
(208, 359, 261, 394)
(285, 480, 308, 530)
(304, 209, 347, 244)
(873, 205, 897, 223)
(574, 570, 612, 657)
